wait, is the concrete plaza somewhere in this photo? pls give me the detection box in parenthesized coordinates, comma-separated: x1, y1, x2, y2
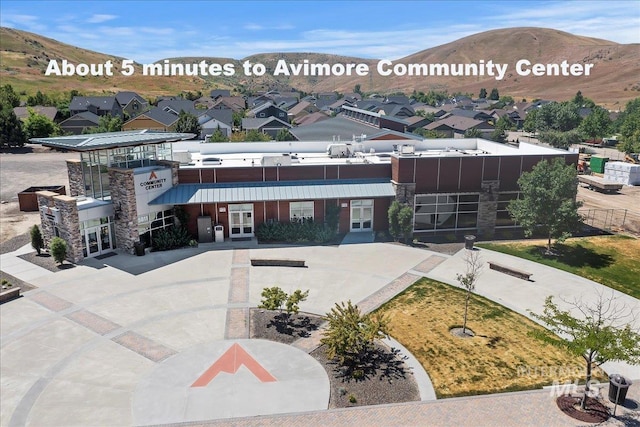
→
(1, 241, 638, 426)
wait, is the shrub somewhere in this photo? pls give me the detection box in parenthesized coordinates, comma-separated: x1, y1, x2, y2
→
(256, 220, 334, 243)
(30, 224, 44, 255)
(49, 237, 67, 264)
(151, 226, 192, 251)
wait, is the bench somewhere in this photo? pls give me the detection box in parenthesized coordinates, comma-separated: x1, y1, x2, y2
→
(488, 262, 532, 281)
(250, 259, 306, 268)
(0, 287, 21, 304)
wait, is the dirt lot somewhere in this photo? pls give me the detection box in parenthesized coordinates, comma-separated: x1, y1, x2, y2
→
(0, 145, 76, 243)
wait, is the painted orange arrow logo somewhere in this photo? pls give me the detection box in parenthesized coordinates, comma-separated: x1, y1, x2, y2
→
(191, 343, 277, 387)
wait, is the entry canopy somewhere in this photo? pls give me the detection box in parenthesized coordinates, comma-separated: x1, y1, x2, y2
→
(149, 179, 395, 205)
(30, 130, 196, 151)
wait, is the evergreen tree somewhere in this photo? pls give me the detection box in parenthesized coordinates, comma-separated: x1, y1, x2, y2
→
(478, 88, 487, 99)
(0, 103, 27, 147)
(174, 111, 201, 136)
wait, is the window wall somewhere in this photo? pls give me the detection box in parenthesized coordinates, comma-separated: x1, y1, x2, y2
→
(79, 143, 173, 200)
(495, 192, 521, 228)
(137, 208, 175, 247)
(414, 193, 479, 232)
(290, 201, 314, 222)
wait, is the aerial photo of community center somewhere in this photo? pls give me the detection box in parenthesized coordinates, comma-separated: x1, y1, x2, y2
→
(1, 1, 639, 426)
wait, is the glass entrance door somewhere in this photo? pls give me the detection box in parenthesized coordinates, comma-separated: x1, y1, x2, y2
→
(229, 204, 254, 238)
(83, 223, 113, 257)
(350, 200, 373, 232)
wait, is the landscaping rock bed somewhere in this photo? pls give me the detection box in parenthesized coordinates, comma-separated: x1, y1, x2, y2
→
(250, 309, 420, 409)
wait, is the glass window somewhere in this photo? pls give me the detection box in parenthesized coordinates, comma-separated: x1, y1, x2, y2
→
(290, 201, 314, 222)
(413, 192, 480, 233)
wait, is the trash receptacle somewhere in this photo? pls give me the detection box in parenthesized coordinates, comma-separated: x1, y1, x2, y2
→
(608, 374, 632, 404)
(134, 242, 145, 256)
(464, 235, 476, 250)
(214, 225, 224, 243)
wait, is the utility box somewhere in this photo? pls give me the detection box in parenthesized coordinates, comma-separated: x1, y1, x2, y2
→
(590, 156, 609, 174)
(197, 216, 213, 243)
(214, 225, 224, 243)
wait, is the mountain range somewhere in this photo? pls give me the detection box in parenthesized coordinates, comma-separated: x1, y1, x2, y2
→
(1, 26, 638, 108)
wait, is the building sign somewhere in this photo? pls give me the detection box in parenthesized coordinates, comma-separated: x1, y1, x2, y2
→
(137, 170, 169, 192)
(134, 168, 174, 217)
(39, 205, 61, 223)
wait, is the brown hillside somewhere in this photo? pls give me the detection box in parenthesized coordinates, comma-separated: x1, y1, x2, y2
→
(0, 27, 212, 98)
(1, 27, 638, 107)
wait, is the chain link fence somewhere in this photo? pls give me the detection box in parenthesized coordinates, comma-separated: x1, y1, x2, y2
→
(580, 208, 640, 236)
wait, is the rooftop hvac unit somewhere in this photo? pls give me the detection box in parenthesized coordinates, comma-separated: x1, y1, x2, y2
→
(326, 143, 352, 158)
(261, 154, 292, 166)
(399, 144, 415, 155)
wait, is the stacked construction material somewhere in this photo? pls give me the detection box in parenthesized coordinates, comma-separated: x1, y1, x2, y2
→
(604, 161, 640, 186)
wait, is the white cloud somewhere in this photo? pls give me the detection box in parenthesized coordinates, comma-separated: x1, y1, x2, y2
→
(244, 23, 295, 31)
(0, 13, 47, 32)
(86, 14, 117, 24)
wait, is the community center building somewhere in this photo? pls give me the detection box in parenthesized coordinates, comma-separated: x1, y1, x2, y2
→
(32, 131, 577, 262)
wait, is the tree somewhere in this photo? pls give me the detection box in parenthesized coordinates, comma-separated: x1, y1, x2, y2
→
(397, 204, 414, 243)
(258, 286, 309, 326)
(275, 128, 295, 141)
(616, 98, 640, 154)
(259, 286, 288, 316)
(0, 103, 27, 147)
(27, 90, 53, 107)
(489, 88, 499, 100)
(49, 237, 67, 264)
(479, 88, 487, 99)
(354, 84, 362, 95)
(508, 158, 582, 254)
(23, 108, 61, 139)
(530, 294, 640, 410)
(578, 107, 612, 140)
(456, 249, 482, 336)
(387, 201, 402, 241)
(538, 129, 582, 149)
(30, 224, 44, 255)
(207, 127, 229, 142)
(236, 129, 271, 142)
(464, 128, 482, 138)
(232, 110, 244, 127)
(321, 300, 389, 368)
(85, 114, 122, 133)
(174, 111, 201, 136)
(0, 84, 21, 108)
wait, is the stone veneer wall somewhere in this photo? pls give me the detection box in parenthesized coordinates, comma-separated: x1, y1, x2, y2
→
(36, 191, 84, 263)
(156, 160, 180, 186)
(477, 180, 500, 239)
(391, 181, 416, 207)
(66, 159, 84, 197)
(108, 167, 138, 254)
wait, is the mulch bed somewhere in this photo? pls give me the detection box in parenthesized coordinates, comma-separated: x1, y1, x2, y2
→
(18, 251, 75, 272)
(556, 395, 610, 423)
(250, 309, 420, 409)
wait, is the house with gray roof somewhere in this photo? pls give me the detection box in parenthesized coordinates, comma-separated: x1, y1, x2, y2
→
(59, 111, 101, 135)
(199, 108, 233, 138)
(424, 115, 494, 138)
(115, 91, 148, 118)
(242, 117, 292, 138)
(70, 96, 123, 118)
(122, 107, 182, 132)
(14, 106, 61, 122)
(247, 102, 288, 122)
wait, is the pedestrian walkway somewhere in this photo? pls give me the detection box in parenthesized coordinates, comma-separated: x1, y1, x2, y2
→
(1, 242, 638, 426)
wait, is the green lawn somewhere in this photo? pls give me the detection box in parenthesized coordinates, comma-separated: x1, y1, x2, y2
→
(478, 235, 640, 299)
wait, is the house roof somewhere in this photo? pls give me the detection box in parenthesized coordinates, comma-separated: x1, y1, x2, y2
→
(425, 116, 493, 132)
(30, 130, 195, 151)
(210, 89, 231, 98)
(149, 178, 395, 205)
(201, 108, 233, 126)
(294, 112, 330, 126)
(288, 100, 316, 116)
(13, 106, 59, 121)
(157, 99, 199, 116)
(115, 91, 146, 107)
(242, 117, 291, 130)
(289, 116, 377, 141)
(70, 96, 118, 112)
(211, 96, 246, 111)
(133, 108, 181, 127)
(60, 111, 101, 126)
(248, 102, 285, 116)
(448, 108, 492, 120)
(366, 130, 423, 141)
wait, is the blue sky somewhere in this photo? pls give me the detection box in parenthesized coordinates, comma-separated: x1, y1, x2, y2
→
(1, 1, 639, 63)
